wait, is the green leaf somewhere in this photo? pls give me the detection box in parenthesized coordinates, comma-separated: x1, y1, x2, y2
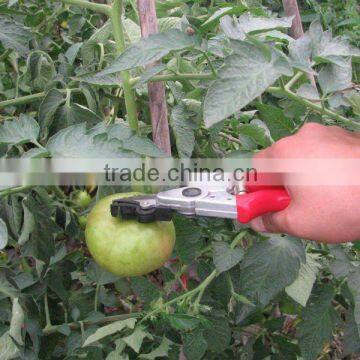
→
(131, 277, 161, 307)
(0, 114, 39, 146)
(170, 103, 198, 158)
(27, 51, 56, 91)
(158, 17, 183, 32)
(54, 103, 103, 132)
(136, 64, 166, 87)
(0, 218, 8, 250)
(0, 298, 24, 360)
(87, 261, 120, 286)
(237, 123, 272, 147)
(296, 84, 321, 101)
(288, 35, 315, 74)
(239, 235, 306, 306)
(257, 103, 294, 140)
(173, 214, 203, 264)
(18, 201, 35, 246)
(201, 7, 236, 29)
(203, 316, 231, 353)
(77, 72, 123, 87)
(285, 253, 321, 307)
(82, 318, 136, 347)
(318, 61, 353, 95)
(204, 41, 293, 127)
(168, 314, 202, 331)
(345, 92, 360, 116)
(348, 267, 360, 337)
(38, 89, 65, 137)
(309, 20, 360, 64)
(329, 246, 355, 279)
(0, 271, 19, 299)
(123, 326, 153, 353)
(122, 18, 141, 44)
(343, 309, 360, 356)
(183, 328, 208, 360)
(0, 17, 32, 56)
(65, 43, 83, 65)
(220, 13, 293, 40)
(46, 123, 135, 158)
(213, 241, 244, 273)
(297, 285, 338, 360)
(122, 136, 166, 157)
(100, 29, 196, 75)
(139, 337, 173, 359)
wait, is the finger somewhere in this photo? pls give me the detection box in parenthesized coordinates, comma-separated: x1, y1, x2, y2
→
(250, 210, 290, 234)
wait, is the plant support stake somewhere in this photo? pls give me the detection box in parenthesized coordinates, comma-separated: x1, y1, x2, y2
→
(282, 0, 316, 87)
(137, 0, 172, 156)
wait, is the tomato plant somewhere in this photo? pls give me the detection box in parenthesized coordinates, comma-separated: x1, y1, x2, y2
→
(0, 0, 359, 359)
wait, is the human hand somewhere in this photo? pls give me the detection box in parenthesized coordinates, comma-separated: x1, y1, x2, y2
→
(250, 123, 360, 243)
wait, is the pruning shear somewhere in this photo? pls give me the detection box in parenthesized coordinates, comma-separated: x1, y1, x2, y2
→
(110, 178, 291, 224)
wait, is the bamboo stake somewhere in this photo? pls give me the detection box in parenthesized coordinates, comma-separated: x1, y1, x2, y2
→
(137, 0, 172, 156)
(282, 0, 317, 87)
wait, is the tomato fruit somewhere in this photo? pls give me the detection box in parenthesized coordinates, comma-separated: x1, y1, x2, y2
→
(78, 215, 88, 229)
(85, 193, 176, 276)
(74, 190, 92, 208)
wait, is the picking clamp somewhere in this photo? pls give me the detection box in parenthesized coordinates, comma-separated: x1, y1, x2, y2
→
(110, 181, 290, 224)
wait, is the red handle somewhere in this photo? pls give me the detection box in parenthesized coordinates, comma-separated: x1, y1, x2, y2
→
(236, 189, 291, 223)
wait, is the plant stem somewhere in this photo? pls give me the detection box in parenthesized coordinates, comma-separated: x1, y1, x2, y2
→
(0, 186, 32, 198)
(0, 88, 82, 110)
(130, 72, 215, 86)
(140, 269, 218, 322)
(42, 313, 140, 335)
(44, 292, 52, 329)
(268, 87, 360, 129)
(219, 132, 242, 145)
(94, 284, 100, 312)
(62, 0, 111, 15)
(285, 71, 304, 91)
(0, 49, 11, 62)
(192, 269, 217, 311)
(142, 232, 248, 321)
(110, 0, 139, 133)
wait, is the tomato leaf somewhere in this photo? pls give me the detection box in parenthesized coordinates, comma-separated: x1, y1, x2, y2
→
(46, 123, 135, 158)
(257, 103, 294, 140)
(0, 17, 32, 56)
(297, 285, 339, 360)
(213, 241, 244, 273)
(239, 235, 306, 306)
(122, 326, 153, 353)
(99, 29, 197, 75)
(82, 318, 137, 347)
(220, 13, 293, 40)
(139, 337, 173, 359)
(0, 218, 8, 250)
(170, 103, 198, 158)
(0, 271, 19, 299)
(204, 41, 293, 127)
(0, 114, 39, 146)
(318, 61, 353, 95)
(285, 253, 321, 307)
(183, 328, 208, 360)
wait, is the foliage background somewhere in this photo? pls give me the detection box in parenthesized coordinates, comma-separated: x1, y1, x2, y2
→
(0, 0, 359, 359)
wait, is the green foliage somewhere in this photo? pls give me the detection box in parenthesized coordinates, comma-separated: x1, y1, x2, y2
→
(0, 0, 359, 359)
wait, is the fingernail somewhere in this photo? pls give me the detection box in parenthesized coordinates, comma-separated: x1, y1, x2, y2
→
(250, 217, 268, 233)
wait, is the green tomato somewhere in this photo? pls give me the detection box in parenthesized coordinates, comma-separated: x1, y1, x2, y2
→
(85, 193, 176, 277)
(74, 190, 92, 208)
(78, 215, 88, 229)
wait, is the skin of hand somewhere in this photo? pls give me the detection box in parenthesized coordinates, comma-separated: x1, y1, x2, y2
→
(250, 123, 360, 243)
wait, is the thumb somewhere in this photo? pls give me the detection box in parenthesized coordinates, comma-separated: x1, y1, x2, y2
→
(250, 211, 289, 234)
